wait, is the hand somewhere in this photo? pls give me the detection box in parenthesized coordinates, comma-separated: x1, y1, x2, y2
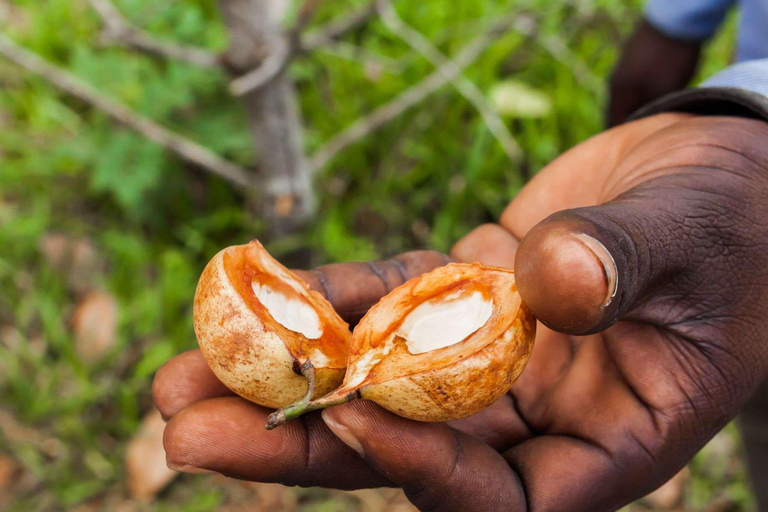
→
(608, 20, 701, 126)
(154, 113, 768, 511)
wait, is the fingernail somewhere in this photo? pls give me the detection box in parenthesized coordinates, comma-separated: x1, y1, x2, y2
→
(167, 462, 219, 475)
(322, 409, 364, 457)
(573, 233, 617, 307)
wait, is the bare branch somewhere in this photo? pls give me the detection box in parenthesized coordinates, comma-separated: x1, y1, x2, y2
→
(314, 41, 407, 73)
(231, 1, 378, 97)
(376, 0, 522, 163)
(502, 13, 602, 95)
(310, 16, 519, 172)
(86, 0, 220, 69)
(0, 33, 253, 189)
(293, 0, 321, 36)
(217, 0, 316, 231)
(300, 1, 376, 50)
(229, 35, 291, 96)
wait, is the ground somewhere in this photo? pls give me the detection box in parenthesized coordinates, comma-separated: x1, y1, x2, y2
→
(0, 0, 754, 510)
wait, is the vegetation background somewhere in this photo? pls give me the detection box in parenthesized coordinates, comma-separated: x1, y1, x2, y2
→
(0, 0, 755, 510)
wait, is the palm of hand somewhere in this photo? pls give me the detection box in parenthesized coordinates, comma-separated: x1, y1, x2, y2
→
(155, 113, 768, 512)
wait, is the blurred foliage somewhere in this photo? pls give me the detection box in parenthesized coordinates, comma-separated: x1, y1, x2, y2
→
(0, 0, 747, 510)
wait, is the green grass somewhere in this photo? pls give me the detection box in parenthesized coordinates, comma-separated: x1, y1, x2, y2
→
(0, 0, 748, 510)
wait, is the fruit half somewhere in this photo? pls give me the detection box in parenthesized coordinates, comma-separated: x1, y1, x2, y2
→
(193, 240, 350, 409)
(267, 262, 535, 428)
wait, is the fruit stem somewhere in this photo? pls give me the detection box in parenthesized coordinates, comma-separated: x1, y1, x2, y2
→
(298, 359, 316, 404)
(265, 387, 359, 430)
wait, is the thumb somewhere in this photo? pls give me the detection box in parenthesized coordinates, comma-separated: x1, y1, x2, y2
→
(321, 402, 526, 512)
(514, 196, 684, 335)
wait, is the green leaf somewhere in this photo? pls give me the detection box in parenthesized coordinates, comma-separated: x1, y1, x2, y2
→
(90, 132, 165, 215)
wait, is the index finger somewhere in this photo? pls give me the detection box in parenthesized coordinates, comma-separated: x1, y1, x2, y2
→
(295, 250, 450, 324)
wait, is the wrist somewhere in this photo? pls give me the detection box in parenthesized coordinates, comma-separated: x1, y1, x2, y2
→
(629, 60, 768, 124)
(629, 87, 768, 124)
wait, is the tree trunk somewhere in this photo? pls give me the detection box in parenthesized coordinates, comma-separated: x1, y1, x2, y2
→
(217, 0, 315, 235)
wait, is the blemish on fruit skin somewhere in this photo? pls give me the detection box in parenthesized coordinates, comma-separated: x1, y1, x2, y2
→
(194, 241, 349, 409)
(275, 262, 533, 425)
(197, 244, 534, 426)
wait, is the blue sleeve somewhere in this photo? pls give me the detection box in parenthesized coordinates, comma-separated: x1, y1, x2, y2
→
(644, 0, 737, 41)
(702, 59, 768, 99)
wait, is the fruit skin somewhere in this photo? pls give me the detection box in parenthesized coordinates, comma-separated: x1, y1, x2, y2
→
(267, 263, 536, 428)
(193, 243, 347, 409)
(361, 302, 535, 422)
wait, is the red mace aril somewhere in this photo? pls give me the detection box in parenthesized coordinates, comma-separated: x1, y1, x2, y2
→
(267, 262, 536, 429)
(193, 241, 350, 408)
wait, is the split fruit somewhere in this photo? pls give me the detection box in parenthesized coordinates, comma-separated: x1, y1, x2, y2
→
(193, 241, 536, 429)
(267, 261, 535, 428)
(193, 241, 350, 409)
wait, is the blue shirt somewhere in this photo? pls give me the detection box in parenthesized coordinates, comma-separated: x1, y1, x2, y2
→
(645, 0, 768, 61)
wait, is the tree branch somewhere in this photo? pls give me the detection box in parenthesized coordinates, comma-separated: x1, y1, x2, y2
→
(503, 12, 602, 95)
(229, 0, 377, 97)
(309, 16, 520, 173)
(314, 41, 408, 73)
(376, 0, 522, 164)
(0, 33, 253, 189)
(300, 1, 377, 51)
(229, 35, 291, 96)
(86, 0, 220, 69)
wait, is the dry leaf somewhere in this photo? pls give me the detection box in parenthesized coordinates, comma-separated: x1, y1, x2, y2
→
(212, 479, 299, 512)
(0, 325, 21, 351)
(381, 489, 418, 512)
(349, 489, 418, 512)
(253, 483, 298, 511)
(349, 489, 388, 512)
(0, 0, 30, 33)
(0, 454, 19, 492)
(72, 291, 118, 363)
(40, 233, 100, 294)
(642, 466, 689, 510)
(125, 409, 177, 501)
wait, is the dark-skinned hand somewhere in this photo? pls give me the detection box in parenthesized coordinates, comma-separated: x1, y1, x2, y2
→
(153, 113, 768, 511)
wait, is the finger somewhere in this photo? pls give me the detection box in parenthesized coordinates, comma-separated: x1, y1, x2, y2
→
(163, 396, 390, 489)
(514, 155, 756, 335)
(448, 393, 532, 451)
(153, 349, 234, 420)
(450, 223, 519, 268)
(294, 250, 450, 324)
(515, 216, 616, 334)
(322, 401, 527, 512)
(322, 402, 675, 512)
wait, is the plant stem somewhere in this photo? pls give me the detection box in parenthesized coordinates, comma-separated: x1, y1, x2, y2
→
(265, 388, 358, 430)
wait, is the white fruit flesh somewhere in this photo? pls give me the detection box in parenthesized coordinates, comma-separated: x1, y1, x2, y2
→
(396, 289, 493, 354)
(251, 281, 323, 339)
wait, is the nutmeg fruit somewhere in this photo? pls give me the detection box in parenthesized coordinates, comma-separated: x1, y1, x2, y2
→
(267, 262, 535, 428)
(193, 241, 350, 409)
